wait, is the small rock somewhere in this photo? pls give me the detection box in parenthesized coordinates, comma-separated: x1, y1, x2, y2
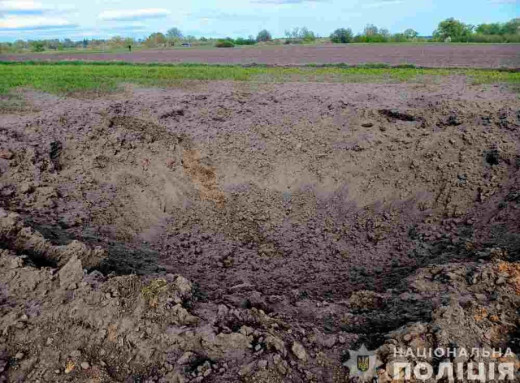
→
(291, 341, 307, 361)
(177, 352, 193, 365)
(362, 122, 374, 128)
(238, 362, 255, 377)
(19, 183, 34, 194)
(58, 256, 84, 289)
(80, 362, 90, 370)
(14, 352, 24, 360)
(496, 277, 506, 286)
(258, 360, 268, 369)
(475, 294, 487, 301)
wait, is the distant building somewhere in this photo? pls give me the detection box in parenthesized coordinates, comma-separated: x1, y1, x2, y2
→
(181, 43, 192, 47)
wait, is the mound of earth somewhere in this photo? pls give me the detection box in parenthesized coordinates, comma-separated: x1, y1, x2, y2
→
(0, 79, 519, 382)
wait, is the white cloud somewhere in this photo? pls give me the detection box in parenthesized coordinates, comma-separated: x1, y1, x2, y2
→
(0, 0, 74, 13)
(0, 0, 46, 12)
(99, 8, 171, 21)
(0, 14, 75, 29)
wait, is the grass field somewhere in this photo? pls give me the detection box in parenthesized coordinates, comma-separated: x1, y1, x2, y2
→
(1, 62, 519, 95)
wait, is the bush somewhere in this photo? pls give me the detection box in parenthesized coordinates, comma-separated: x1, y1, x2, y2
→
(256, 29, 272, 42)
(285, 27, 316, 43)
(467, 33, 520, 43)
(215, 40, 235, 48)
(235, 37, 256, 45)
(330, 28, 353, 43)
(31, 42, 45, 52)
(284, 38, 304, 45)
(353, 34, 388, 43)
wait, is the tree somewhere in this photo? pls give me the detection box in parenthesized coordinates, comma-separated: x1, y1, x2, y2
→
(330, 28, 353, 43)
(145, 32, 167, 47)
(379, 28, 390, 38)
(403, 28, 418, 39)
(109, 36, 124, 47)
(166, 28, 183, 40)
(363, 24, 379, 36)
(285, 27, 315, 42)
(475, 23, 501, 35)
(256, 29, 272, 42)
(63, 38, 74, 48)
(502, 18, 520, 35)
(31, 41, 45, 52)
(300, 27, 316, 42)
(433, 18, 474, 42)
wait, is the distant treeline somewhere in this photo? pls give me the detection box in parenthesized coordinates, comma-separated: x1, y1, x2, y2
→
(0, 18, 518, 53)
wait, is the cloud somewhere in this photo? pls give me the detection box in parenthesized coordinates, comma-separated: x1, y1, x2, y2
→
(99, 8, 171, 21)
(0, 1, 74, 14)
(0, 14, 76, 30)
(194, 11, 268, 22)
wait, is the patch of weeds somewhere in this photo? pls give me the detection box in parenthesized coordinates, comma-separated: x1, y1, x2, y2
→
(141, 279, 168, 308)
(0, 94, 34, 114)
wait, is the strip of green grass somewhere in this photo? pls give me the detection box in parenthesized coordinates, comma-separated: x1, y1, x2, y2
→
(0, 62, 519, 95)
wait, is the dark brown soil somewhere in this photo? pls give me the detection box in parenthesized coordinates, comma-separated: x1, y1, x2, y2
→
(1, 79, 520, 382)
(1, 44, 520, 68)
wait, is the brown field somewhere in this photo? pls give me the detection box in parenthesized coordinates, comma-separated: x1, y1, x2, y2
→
(1, 43, 520, 68)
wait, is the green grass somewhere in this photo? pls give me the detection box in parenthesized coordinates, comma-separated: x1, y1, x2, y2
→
(0, 62, 519, 95)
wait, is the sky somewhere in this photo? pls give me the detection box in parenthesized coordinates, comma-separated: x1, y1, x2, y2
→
(0, 0, 518, 42)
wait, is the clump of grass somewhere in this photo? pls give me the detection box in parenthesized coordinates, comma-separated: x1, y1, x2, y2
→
(0, 94, 35, 113)
(0, 62, 518, 95)
(141, 278, 168, 308)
